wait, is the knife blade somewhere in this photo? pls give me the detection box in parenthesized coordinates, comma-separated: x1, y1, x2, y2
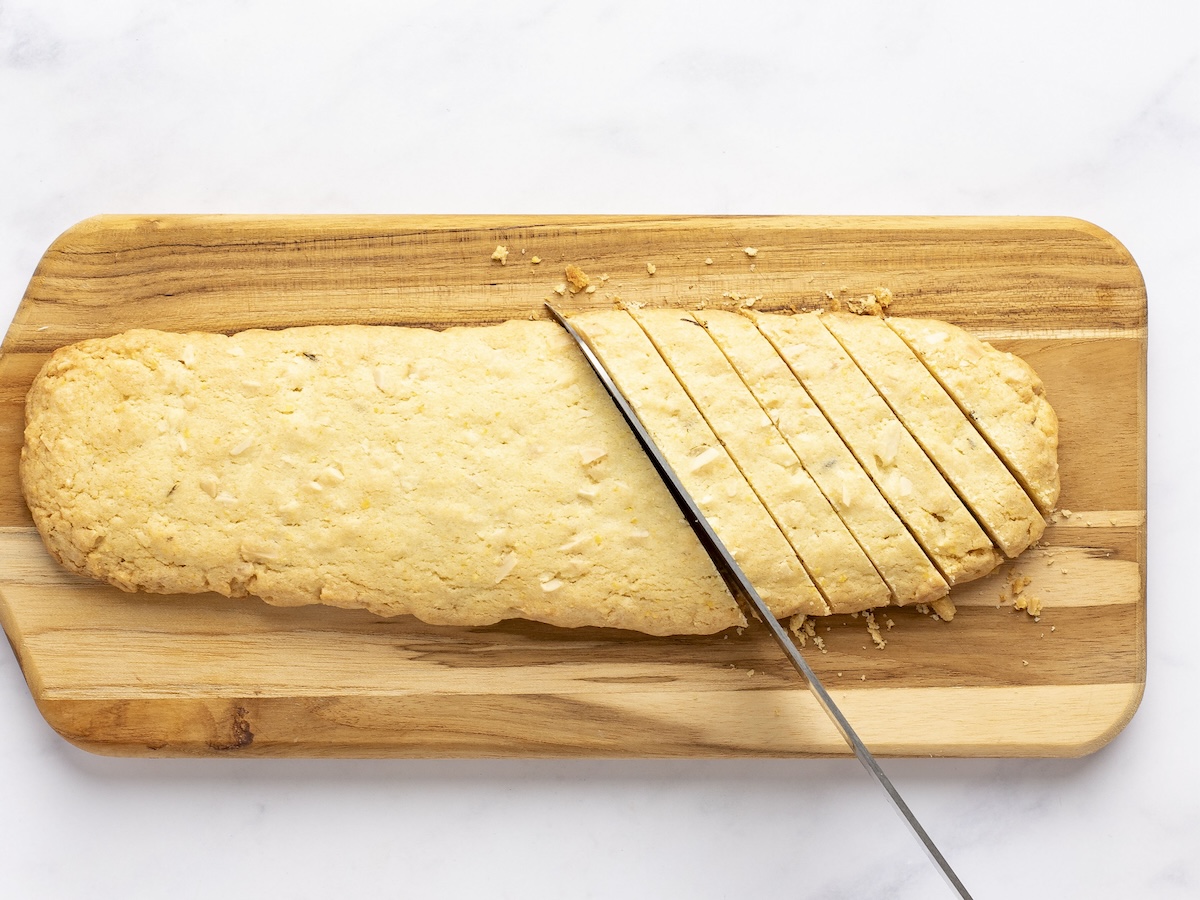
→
(547, 303, 973, 900)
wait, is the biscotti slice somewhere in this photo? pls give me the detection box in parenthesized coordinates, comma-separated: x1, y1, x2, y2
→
(569, 310, 829, 618)
(888, 316, 1060, 514)
(631, 308, 890, 614)
(822, 313, 1045, 557)
(696, 309, 948, 607)
(753, 312, 1002, 586)
(21, 323, 746, 636)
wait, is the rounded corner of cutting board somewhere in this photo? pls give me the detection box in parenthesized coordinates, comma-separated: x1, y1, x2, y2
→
(38, 214, 119, 258)
(1057, 217, 1147, 289)
(1065, 680, 1147, 758)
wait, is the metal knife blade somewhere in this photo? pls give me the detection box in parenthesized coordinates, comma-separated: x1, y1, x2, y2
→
(547, 303, 972, 900)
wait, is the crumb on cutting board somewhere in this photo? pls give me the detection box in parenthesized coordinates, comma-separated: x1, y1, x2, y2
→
(491, 245, 509, 265)
(865, 610, 886, 650)
(565, 264, 590, 293)
(846, 287, 894, 317)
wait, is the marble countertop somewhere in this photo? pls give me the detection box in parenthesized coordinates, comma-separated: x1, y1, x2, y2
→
(1, 2, 1195, 897)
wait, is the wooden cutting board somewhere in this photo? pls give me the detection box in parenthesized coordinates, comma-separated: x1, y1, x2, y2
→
(0, 215, 1146, 757)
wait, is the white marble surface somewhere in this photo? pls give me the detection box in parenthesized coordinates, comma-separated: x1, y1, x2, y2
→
(1, 1, 1196, 897)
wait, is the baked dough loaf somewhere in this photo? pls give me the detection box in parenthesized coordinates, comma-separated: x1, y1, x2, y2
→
(22, 309, 1057, 635)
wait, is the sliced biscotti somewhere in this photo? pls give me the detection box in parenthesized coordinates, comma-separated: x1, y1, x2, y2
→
(822, 313, 1045, 557)
(569, 310, 829, 618)
(631, 308, 890, 614)
(888, 316, 1060, 514)
(21, 323, 746, 636)
(696, 309, 949, 607)
(752, 311, 1003, 586)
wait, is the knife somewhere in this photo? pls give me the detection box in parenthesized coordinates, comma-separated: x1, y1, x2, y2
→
(547, 303, 973, 900)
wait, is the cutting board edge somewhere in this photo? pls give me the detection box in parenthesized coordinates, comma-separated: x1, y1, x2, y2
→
(28, 682, 1148, 760)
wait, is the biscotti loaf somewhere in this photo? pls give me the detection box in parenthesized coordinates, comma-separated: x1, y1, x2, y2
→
(22, 310, 1057, 636)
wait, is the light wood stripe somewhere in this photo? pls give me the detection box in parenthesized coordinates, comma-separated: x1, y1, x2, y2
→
(968, 327, 1145, 341)
(946, 545, 1140, 607)
(34, 683, 1144, 758)
(1050, 510, 1146, 528)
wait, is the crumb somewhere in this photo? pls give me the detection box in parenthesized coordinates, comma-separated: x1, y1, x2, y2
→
(860, 674, 866, 681)
(865, 611, 887, 649)
(837, 672, 842, 677)
(599, 273, 610, 283)
(1012, 593, 1042, 617)
(846, 288, 893, 317)
(1060, 509, 1072, 519)
(585, 284, 597, 294)
(1022, 660, 1029, 667)
(915, 604, 930, 616)
(531, 256, 541, 264)
(554, 283, 567, 296)
(37, 325, 49, 332)
(491, 245, 509, 265)
(744, 247, 758, 257)
(565, 264, 590, 293)
(931, 598, 956, 621)
(789, 614, 808, 639)
(749, 263, 756, 272)
(1050, 625, 1056, 632)
(705, 257, 713, 265)
(748, 669, 755, 677)
(885, 618, 894, 630)
(646, 262, 657, 275)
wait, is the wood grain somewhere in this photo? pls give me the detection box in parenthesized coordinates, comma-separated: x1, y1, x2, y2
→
(0, 215, 1146, 757)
